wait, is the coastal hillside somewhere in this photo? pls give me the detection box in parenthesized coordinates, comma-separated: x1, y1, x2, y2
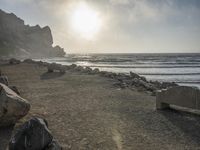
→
(0, 9, 65, 58)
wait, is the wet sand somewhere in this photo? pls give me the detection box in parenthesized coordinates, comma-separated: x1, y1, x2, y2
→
(0, 62, 200, 150)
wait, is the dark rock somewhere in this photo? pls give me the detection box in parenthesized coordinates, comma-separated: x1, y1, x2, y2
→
(92, 68, 100, 74)
(9, 117, 53, 150)
(23, 59, 35, 64)
(0, 83, 30, 127)
(130, 71, 140, 79)
(45, 140, 62, 150)
(74, 66, 84, 72)
(99, 71, 108, 76)
(131, 78, 157, 92)
(69, 64, 77, 70)
(83, 67, 93, 74)
(140, 76, 147, 82)
(104, 72, 117, 78)
(116, 73, 130, 81)
(9, 86, 20, 95)
(47, 63, 65, 73)
(0, 75, 9, 85)
(113, 82, 127, 89)
(9, 58, 21, 64)
(42, 62, 50, 67)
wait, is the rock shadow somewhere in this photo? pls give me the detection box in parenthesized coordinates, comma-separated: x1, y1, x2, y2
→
(0, 125, 14, 150)
(160, 108, 200, 145)
(40, 72, 65, 80)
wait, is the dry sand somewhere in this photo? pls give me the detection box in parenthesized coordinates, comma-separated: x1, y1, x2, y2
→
(0, 62, 200, 150)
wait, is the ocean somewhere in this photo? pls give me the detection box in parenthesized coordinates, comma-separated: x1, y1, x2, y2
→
(37, 53, 200, 88)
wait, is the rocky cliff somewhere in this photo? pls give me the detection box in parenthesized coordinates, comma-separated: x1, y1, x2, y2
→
(0, 9, 66, 58)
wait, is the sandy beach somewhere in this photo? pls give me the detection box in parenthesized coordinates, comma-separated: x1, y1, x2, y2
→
(0, 62, 200, 150)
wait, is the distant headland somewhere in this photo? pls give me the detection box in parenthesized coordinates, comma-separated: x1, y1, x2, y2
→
(0, 9, 66, 58)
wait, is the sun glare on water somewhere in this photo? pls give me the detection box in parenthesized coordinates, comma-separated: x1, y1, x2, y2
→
(70, 3, 102, 40)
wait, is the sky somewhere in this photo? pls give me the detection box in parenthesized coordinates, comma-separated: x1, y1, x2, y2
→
(0, 0, 200, 53)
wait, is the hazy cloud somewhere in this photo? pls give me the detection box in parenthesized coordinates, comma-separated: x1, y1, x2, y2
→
(0, 0, 200, 53)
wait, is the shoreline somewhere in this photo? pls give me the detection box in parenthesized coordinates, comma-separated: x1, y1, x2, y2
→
(24, 58, 180, 93)
(0, 58, 200, 149)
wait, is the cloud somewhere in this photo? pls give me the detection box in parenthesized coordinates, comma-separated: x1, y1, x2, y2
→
(1, 0, 200, 53)
(109, 0, 130, 5)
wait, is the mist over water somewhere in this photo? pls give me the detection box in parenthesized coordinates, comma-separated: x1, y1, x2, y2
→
(38, 53, 200, 88)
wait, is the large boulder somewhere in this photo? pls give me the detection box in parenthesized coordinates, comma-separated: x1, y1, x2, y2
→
(9, 117, 62, 150)
(0, 83, 30, 127)
(0, 75, 9, 85)
(9, 118, 52, 150)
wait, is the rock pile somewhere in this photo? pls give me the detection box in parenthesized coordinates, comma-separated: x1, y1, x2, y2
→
(39, 60, 178, 93)
(20, 59, 179, 93)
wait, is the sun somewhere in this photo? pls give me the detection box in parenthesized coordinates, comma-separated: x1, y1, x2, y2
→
(70, 3, 102, 40)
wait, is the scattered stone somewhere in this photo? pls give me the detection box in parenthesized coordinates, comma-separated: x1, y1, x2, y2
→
(0, 83, 30, 127)
(99, 71, 108, 76)
(23, 59, 35, 64)
(104, 72, 117, 78)
(9, 117, 53, 150)
(42, 62, 50, 67)
(92, 68, 100, 74)
(130, 71, 140, 79)
(116, 73, 130, 81)
(74, 66, 84, 72)
(47, 63, 65, 73)
(9, 86, 20, 95)
(113, 82, 127, 89)
(83, 67, 93, 74)
(140, 76, 147, 82)
(131, 78, 157, 92)
(9, 58, 21, 65)
(37, 61, 45, 66)
(69, 64, 77, 70)
(0, 75, 9, 86)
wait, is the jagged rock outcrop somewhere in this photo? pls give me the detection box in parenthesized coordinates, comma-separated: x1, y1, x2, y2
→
(0, 9, 66, 57)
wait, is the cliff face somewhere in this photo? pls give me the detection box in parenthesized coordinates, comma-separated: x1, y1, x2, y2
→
(0, 9, 66, 57)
